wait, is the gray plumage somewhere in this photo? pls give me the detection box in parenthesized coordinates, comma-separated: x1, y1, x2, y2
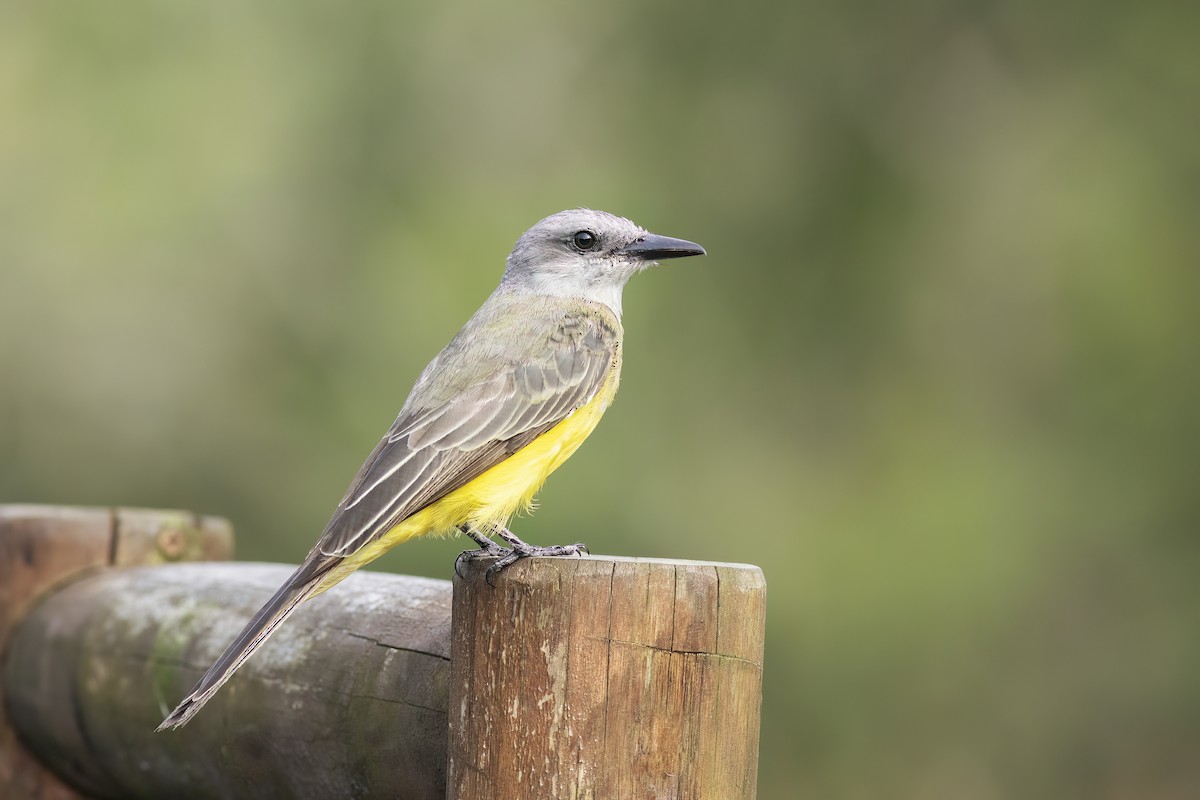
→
(157, 209, 704, 731)
(321, 294, 622, 557)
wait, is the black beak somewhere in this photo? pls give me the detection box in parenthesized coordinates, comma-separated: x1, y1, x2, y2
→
(622, 233, 706, 260)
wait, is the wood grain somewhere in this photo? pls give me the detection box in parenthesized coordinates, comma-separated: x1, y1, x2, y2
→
(1, 505, 235, 800)
(4, 562, 452, 800)
(448, 556, 766, 800)
(4, 508, 766, 800)
(0, 506, 112, 800)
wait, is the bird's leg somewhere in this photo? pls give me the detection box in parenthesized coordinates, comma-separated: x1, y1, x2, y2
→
(454, 525, 505, 578)
(484, 526, 589, 585)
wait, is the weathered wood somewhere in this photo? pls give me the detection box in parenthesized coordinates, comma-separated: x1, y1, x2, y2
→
(5, 509, 766, 800)
(110, 507, 234, 567)
(0, 505, 233, 800)
(448, 556, 766, 800)
(3, 563, 452, 800)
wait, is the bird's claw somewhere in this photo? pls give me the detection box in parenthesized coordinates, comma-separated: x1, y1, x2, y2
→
(458, 525, 588, 586)
(454, 542, 504, 579)
(482, 540, 590, 587)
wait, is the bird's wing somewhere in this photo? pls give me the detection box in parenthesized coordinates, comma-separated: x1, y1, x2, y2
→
(157, 307, 620, 731)
(317, 306, 619, 557)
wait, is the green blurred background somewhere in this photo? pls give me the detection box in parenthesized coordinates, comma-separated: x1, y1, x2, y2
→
(3, 1, 1198, 797)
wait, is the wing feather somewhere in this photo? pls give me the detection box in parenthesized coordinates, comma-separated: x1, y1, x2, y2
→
(317, 303, 620, 557)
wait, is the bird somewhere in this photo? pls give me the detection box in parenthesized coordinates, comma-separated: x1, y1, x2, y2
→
(156, 208, 705, 730)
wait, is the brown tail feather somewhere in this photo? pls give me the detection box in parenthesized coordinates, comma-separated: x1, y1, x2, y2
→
(156, 556, 338, 731)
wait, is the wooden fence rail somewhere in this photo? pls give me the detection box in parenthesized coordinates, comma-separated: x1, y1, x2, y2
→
(0, 506, 765, 800)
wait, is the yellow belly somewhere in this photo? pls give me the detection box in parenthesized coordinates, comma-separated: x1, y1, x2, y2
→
(315, 370, 619, 592)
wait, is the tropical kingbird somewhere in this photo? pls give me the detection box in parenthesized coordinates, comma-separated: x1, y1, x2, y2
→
(157, 208, 705, 730)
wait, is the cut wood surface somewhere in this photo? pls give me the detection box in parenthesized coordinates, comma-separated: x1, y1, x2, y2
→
(4, 562, 451, 800)
(449, 556, 766, 800)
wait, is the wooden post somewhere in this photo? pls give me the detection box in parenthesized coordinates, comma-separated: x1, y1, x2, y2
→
(0, 505, 232, 800)
(4, 508, 766, 800)
(448, 556, 766, 800)
(3, 563, 452, 800)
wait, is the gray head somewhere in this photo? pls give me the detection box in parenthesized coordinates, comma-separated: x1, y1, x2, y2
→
(501, 209, 705, 315)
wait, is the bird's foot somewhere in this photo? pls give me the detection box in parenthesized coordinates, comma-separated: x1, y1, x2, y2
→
(485, 527, 589, 586)
(454, 526, 506, 578)
(455, 525, 588, 584)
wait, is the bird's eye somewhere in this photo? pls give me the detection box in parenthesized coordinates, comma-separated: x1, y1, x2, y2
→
(572, 230, 597, 251)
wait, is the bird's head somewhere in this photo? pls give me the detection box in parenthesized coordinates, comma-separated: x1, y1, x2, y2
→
(502, 208, 705, 315)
